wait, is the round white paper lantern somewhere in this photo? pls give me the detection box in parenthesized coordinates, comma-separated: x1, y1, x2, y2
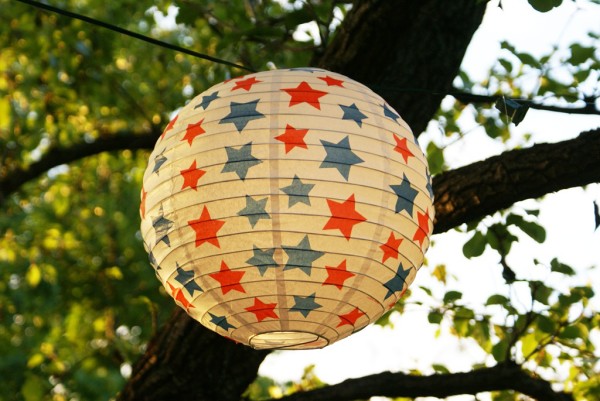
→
(140, 68, 434, 350)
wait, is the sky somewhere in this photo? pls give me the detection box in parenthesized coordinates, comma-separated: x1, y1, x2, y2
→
(258, 0, 600, 394)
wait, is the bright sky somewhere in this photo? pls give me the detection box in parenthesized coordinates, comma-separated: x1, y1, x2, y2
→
(258, 0, 600, 395)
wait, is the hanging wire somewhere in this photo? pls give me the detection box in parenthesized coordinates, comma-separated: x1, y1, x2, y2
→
(14, 0, 256, 73)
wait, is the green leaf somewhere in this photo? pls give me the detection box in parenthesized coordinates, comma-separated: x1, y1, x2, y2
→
(486, 294, 509, 306)
(431, 264, 447, 284)
(516, 52, 542, 68)
(432, 364, 450, 374)
(510, 217, 546, 243)
(492, 340, 509, 362)
(428, 311, 443, 324)
(536, 314, 557, 334)
(21, 374, 47, 401)
(443, 290, 462, 304)
(570, 44, 595, 65)
(550, 258, 575, 275)
(463, 231, 486, 258)
(559, 325, 581, 340)
(527, 0, 563, 12)
(529, 281, 553, 305)
(426, 142, 445, 175)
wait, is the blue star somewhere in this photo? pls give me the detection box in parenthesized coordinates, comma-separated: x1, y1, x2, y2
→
(382, 103, 400, 122)
(175, 263, 203, 295)
(290, 293, 322, 317)
(238, 195, 270, 228)
(283, 235, 324, 276)
(152, 149, 167, 174)
(194, 91, 220, 110)
(287, 67, 318, 73)
(247, 246, 278, 276)
(222, 142, 262, 180)
(425, 169, 434, 199)
(320, 136, 364, 181)
(209, 312, 236, 331)
(384, 264, 412, 299)
(340, 103, 368, 127)
(219, 99, 265, 133)
(280, 175, 315, 207)
(152, 205, 173, 246)
(390, 174, 419, 215)
(148, 251, 160, 270)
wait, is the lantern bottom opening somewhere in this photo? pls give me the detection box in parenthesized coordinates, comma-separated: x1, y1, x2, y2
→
(249, 331, 329, 350)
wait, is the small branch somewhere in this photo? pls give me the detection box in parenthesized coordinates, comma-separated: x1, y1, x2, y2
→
(268, 361, 573, 401)
(452, 91, 600, 116)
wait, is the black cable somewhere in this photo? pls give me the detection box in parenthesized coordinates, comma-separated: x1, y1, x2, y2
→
(14, 0, 256, 73)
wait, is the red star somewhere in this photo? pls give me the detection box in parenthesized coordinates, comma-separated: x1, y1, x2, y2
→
(168, 282, 194, 311)
(245, 297, 279, 322)
(182, 118, 205, 146)
(412, 208, 431, 247)
(140, 187, 147, 219)
(318, 75, 344, 87)
(393, 134, 414, 163)
(180, 160, 206, 190)
(160, 114, 178, 141)
(323, 259, 355, 290)
(282, 81, 328, 110)
(323, 194, 366, 240)
(274, 124, 309, 153)
(380, 232, 403, 263)
(232, 76, 262, 91)
(188, 206, 225, 248)
(209, 260, 246, 295)
(337, 307, 365, 327)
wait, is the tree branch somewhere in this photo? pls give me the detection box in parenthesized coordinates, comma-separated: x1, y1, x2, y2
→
(433, 127, 600, 233)
(267, 361, 573, 401)
(0, 127, 160, 203)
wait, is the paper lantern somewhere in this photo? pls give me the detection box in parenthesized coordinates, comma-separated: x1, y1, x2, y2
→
(140, 68, 434, 350)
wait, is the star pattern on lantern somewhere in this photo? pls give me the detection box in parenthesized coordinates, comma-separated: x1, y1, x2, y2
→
(188, 206, 225, 248)
(283, 235, 324, 275)
(247, 246, 278, 276)
(425, 169, 434, 199)
(220, 100, 265, 133)
(390, 174, 419, 215)
(152, 205, 173, 246)
(232, 76, 262, 91)
(175, 263, 203, 295)
(384, 263, 412, 300)
(209, 260, 246, 295)
(323, 259, 355, 290)
(140, 187, 147, 219)
(209, 312, 236, 331)
(280, 175, 314, 207)
(393, 134, 414, 163)
(160, 115, 178, 141)
(318, 75, 344, 87)
(380, 232, 403, 263)
(238, 195, 270, 228)
(180, 160, 206, 190)
(382, 103, 400, 122)
(182, 118, 206, 146)
(195, 91, 220, 110)
(290, 293, 322, 317)
(337, 307, 365, 327)
(152, 149, 167, 174)
(282, 81, 328, 110)
(245, 297, 279, 322)
(413, 209, 431, 247)
(222, 142, 262, 180)
(323, 194, 366, 240)
(168, 282, 194, 311)
(320, 136, 364, 181)
(340, 103, 368, 127)
(275, 124, 309, 153)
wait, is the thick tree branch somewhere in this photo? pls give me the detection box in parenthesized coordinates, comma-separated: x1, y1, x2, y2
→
(0, 128, 159, 203)
(433, 127, 600, 233)
(268, 361, 573, 401)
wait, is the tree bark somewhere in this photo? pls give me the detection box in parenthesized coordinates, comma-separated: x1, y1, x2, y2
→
(267, 361, 573, 401)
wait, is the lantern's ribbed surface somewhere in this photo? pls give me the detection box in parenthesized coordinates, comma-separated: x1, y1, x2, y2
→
(140, 68, 434, 349)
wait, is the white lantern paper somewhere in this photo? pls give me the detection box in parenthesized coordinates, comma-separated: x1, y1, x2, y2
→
(140, 68, 434, 350)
